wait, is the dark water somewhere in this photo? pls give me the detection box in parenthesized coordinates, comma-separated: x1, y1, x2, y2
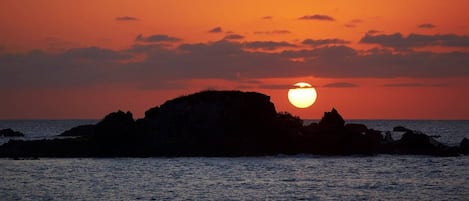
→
(0, 156, 468, 200)
(0, 120, 468, 200)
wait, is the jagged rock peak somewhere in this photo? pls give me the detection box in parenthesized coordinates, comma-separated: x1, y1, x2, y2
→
(319, 108, 345, 128)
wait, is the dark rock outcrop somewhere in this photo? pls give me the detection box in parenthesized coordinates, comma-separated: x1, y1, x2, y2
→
(393, 126, 411, 132)
(0, 90, 466, 158)
(380, 130, 459, 156)
(0, 129, 24, 137)
(318, 108, 344, 129)
(59, 125, 95, 137)
(460, 138, 469, 154)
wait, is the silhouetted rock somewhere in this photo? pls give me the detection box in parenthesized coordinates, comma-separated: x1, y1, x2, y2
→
(0, 129, 24, 137)
(0, 90, 467, 157)
(92, 110, 141, 155)
(319, 108, 345, 129)
(345, 123, 368, 134)
(460, 138, 469, 154)
(393, 126, 411, 132)
(145, 90, 279, 155)
(388, 130, 459, 156)
(384, 131, 394, 142)
(59, 125, 95, 137)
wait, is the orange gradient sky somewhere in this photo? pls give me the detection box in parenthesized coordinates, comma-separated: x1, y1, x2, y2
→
(1, 0, 469, 119)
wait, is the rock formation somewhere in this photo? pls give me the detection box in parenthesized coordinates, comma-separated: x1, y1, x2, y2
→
(0, 90, 466, 158)
(0, 128, 24, 137)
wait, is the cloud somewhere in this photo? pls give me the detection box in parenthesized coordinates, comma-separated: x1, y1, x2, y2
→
(253, 30, 291, 35)
(258, 84, 293, 90)
(0, 47, 131, 89)
(136, 34, 182, 43)
(344, 19, 363, 28)
(1, 37, 468, 90)
(383, 82, 447, 87)
(262, 16, 273, 20)
(209, 27, 222, 33)
(298, 14, 335, 21)
(360, 32, 469, 49)
(418, 23, 436, 29)
(302, 38, 350, 46)
(244, 41, 296, 50)
(223, 34, 245, 40)
(366, 30, 382, 35)
(322, 82, 358, 88)
(115, 16, 139, 21)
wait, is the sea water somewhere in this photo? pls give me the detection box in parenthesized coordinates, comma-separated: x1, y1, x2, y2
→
(0, 120, 468, 200)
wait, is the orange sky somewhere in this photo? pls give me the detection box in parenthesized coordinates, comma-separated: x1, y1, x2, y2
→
(1, 0, 468, 119)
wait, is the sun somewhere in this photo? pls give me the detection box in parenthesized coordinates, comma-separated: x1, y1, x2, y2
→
(288, 82, 318, 108)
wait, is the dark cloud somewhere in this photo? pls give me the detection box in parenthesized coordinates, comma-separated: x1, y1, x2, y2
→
(253, 30, 291, 35)
(115, 16, 139, 21)
(366, 30, 382, 35)
(262, 16, 273, 20)
(0, 47, 131, 89)
(1, 38, 468, 90)
(302, 38, 350, 46)
(223, 34, 245, 40)
(418, 23, 436, 29)
(322, 82, 358, 88)
(360, 33, 469, 49)
(258, 84, 293, 90)
(136, 34, 182, 43)
(383, 82, 447, 87)
(209, 27, 222, 33)
(345, 19, 363, 28)
(244, 41, 296, 50)
(298, 14, 335, 21)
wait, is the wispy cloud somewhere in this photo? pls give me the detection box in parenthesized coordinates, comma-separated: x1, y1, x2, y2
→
(298, 14, 335, 21)
(262, 16, 273, 20)
(209, 27, 222, 33)
(344, 19, 363, 28)
(322, 82, 358, 88)
(223, 34, 245, 40)
(244, 41, 297, 50)
(418, 23, 436, 29)
(360, 32, 469, 49)
(115, 16, 139, 21)
(2, 36, 468, 90)
(135, 34, 182, 43)
(383, 82, 446, 87)
(253, 30, 291, 35)
(302, 38, 350, 46)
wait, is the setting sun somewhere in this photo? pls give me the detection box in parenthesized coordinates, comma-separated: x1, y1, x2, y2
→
(288, 82, 318, 108)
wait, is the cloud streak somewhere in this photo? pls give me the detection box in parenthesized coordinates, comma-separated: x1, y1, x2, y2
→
(360, 33, 469, 49)
(136, 34, 182, 43)
(253, 30, 291, 35)
(322, 82, 358, 88)
(223, 34, 244, 40)
(1, 34, 468, 90)
(244, 41, 296, 50)
(115, 16, 139, 21)
(302, 38, 350, 46)
(418, 23, 436, 29)
(298, 14, 335, 21)
(209, 27, 222, 33)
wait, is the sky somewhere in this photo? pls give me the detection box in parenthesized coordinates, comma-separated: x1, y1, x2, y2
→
(1, 0, 469, 120)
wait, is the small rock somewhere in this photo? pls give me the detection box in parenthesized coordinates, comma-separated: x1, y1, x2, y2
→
(460, 138, 469, 154)
(393, 126, 411, 132)
(0, 128, 24, 137)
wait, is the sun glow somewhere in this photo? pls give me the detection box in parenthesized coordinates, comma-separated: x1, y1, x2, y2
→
(288, 82, 318, 108)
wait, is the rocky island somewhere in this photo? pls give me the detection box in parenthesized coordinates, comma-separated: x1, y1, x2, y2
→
(0, 90, 467, 158)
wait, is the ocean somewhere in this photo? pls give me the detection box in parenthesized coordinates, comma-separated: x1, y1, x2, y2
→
(0, 120, 468, 200)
